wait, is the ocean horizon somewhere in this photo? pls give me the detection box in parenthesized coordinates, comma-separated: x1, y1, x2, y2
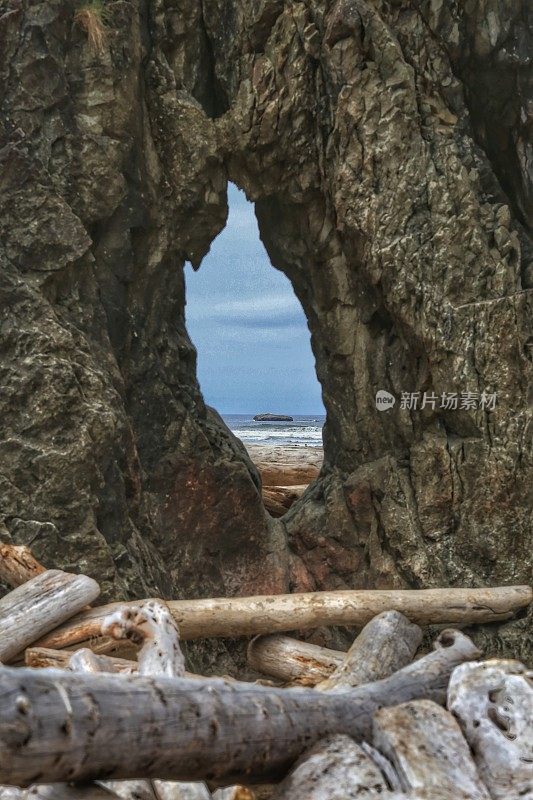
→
(223, 413, 325, 446)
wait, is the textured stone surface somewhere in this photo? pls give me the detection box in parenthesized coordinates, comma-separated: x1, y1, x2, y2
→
(0, 1, 531, 657)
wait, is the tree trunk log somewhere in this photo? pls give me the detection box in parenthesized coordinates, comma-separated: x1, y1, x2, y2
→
(272, 612, 420, 798)
(447, 659, 533, 799)
(28, 785, 121, 800)
(373, 699, 490, 799)
(273, 735, 390, 799)
(0, 570, 100, 663)
(35, 587, 531, 651)
(0, 630, 479, 785)
(0, 545, 45, 588)
(316, 611, 422, 691)
(210, 789, 254, 800)
(247, 636, 345, 685)
(153, 782, 212, 800)
(87, 603, 212, 800)
(101, 603, 186, 679)
(24, 647, 203, 680)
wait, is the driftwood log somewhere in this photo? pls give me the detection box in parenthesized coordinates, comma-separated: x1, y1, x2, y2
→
(273, 735, 390, 799)
(447, 659, 533, 799)
(373, 700, 490, 799)
(77, 602, 214, 800)
(272, 611, 421, 798)
(35, 586, 531, 651)
(316, 610, 422, 691)
(247, 636, 345, 685)
(0, 544, 45, 588)
(25, 648, 208, 681)
(0, 569, 100, 663)
(0, 629, 479, 785)
(24, 647, 138, 675)
(28, 786, 121, 800)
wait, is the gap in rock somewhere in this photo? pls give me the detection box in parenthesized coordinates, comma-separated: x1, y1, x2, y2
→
(185, 183, 325, 517)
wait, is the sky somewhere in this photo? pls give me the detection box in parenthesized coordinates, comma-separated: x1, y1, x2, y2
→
(185, 184, 325, 415)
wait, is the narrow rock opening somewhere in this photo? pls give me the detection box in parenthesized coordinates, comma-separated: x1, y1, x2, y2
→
(186, 183, 325, 518)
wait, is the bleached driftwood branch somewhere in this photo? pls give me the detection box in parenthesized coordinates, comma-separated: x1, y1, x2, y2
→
(0, 629, 479, 785)
(373, 699, 490, 798)
(101, 602, 186, 678)
(81, 602, 213, 800)
(35, 586, 531, 652)
(247, 635, 345, 685)
(0, 569, 100, 663)
(26, 647, 137, 674)
(272, 611, 420, 798)
(316, 610, 422, 691)
(28, 785, 122, 800)
(0, 544, 45, 588)
(273, 734, 390, 799)
(447, 659, 533, 799)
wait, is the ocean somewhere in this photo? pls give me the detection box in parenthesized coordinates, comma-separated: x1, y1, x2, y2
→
(223, 414, 325, 447)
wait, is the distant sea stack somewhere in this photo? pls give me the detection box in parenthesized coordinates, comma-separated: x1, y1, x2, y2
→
(253, 413, 294, 422)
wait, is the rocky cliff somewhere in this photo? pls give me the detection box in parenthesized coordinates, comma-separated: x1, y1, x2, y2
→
(0, 0, 531, 657)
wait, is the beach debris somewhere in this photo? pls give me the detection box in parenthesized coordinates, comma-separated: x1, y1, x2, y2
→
(447, 659, 533, 799)
(247, 635, 345, 685)
(33, 585, 532, 654)
(316, 610, 422, 691)
(374, 700, 491, 798)
(0, 569, 100, 663)
(0, 542, 530, 799)
(0, 630, 479, 785)
(0, 543, 45, 588)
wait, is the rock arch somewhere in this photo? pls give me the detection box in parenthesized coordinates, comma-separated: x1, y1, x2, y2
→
(0, 0, 530, 656)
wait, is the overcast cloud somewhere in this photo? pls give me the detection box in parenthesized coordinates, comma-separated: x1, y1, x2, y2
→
(185, 184, 324, 415)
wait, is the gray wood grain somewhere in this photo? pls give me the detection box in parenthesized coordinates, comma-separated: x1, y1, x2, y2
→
(37, 586, 531, 651)
(0, 629, 479, 785)
(448, 660, 533, 799)
(373, 699, 491, 799)
(272, 611, 420, 798)
(247, 635, 345, 685)
(317, 610, 422, 691)
(0, 569, 100, 663)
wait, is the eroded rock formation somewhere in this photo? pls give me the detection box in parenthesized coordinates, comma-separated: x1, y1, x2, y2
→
(0, 1, 531, 656)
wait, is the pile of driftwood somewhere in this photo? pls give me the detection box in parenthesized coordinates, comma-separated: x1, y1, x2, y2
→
(0, 543, 531, 800)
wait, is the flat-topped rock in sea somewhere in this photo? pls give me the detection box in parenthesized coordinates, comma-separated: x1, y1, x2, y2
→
(253, 413, 294, 422)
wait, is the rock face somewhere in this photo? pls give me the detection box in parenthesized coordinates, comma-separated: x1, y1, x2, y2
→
(0, 1, 530, 655)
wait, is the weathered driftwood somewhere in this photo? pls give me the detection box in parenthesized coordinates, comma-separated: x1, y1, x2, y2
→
(102, 602, 186, 678)
(247, 635, 345, 685)
(0, 789, 27, 800)
(211, 790, 254, 800)
(36, 586, 531, 651)
(272, 612, 419, 798)
(0, 629, 479, 785)
(373, 699, 490, 799)
(102, 783, 157, 800)
(153, 782, 212, 800)
(273, 735, 390, 799)
(317, 610, 422, 691)
(96, 602, 212, 800)
(28, 785, 121, 800)
(448, 659, 533, 800)
(0, 544, 45, 588)
(0, 569, 100, 663)
(67, 639, 160, 800)
(55, 648, 133, 673)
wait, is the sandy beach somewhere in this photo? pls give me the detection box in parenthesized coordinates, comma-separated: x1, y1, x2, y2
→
(246, 443, 323, 517)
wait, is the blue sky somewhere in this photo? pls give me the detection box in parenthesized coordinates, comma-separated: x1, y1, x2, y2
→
(185, 184, 325, 415)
